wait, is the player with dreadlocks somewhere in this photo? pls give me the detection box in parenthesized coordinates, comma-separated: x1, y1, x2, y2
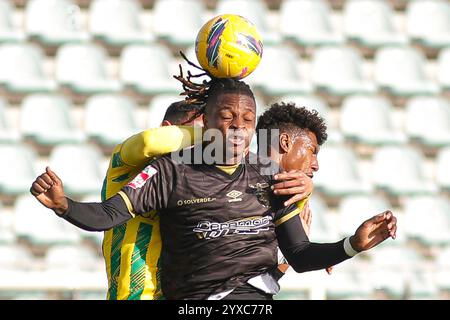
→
(30, 53, 397, 300)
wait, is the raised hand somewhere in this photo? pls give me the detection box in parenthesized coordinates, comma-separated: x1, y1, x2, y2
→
(30, 167, 68, 215)
(350, 210, 397, 252)
(272, 170, 313, 207)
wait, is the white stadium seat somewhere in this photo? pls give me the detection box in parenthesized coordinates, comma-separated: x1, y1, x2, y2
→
(56, 43, 120, 94)
(0, 202, 15, 244)
(308, 195, 338, 242)
(313, 145, 370, 196)
(405, 96, 450, 147)
(404, 196, 450, 245)
(340, 95, 406, 145)
(436, 147, 450, 191)
(45, 245, 103, 271)
(343, 0, 406, 48)
(14, 195, 81, 245)
(85, 94, 140, 146)
(406, 0, 450, 49)
(437, 48, 450, 90)
(20, 94, 84, 145)
(435, 246, 450, 291)
(148, 94, 182, 128)
(0, 244, 34, 271)
(0, 0, 24, 42)
(337, 195, 391, 236)
(0, 43, 55, 93)
(311, 46, 375, 96)
(0, 98, 19, 143)
(372, 146, 436, 195)
(90, 0, 152, 46)
(49, 144, 104, 196)
(374, 46, 439, 96)
(0, 144, 37, 195)
(120, 44, 179, 95)
(152, 0, 204, 46)
(25, 0, 89, 45)
(248, 45, 311, 95)
(279, 0, 342, 46)
(215, 0, 280, 44)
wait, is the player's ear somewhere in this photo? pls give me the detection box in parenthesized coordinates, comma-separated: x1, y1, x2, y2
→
(161, 120, 172, 127)
(279, 132, 291, 154)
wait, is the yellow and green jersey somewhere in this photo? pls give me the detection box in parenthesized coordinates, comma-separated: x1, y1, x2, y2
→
(101, 126, 202, 300)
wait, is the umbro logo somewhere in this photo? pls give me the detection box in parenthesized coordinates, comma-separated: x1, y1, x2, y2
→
(226, 190, 242, 202)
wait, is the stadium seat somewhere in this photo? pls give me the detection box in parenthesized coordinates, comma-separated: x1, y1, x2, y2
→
(337, 195, 391, 236)
(55, 43, 120, 94)
(435, 246, 450, 291)
(0, 98, 19, 142)
(14, 195, 81, 245)
(313, 145, 370, 196)
(20, 94, 85, 145)
(374, 46, 439, 96)
(215, 0, 280, 44)
(409, 272, 439, 299)
(311, 46, 375, 96)
(85, 94, 140, 146)
(248, 45, 312, 95)
(437, 48, 450, 90)
(279, 0, 343, 46)
(405, 96, 450, 147)
(343, 0, 406, 48)
(325, 272, 372, 299)
(0, 0, 25, 42)
(148, 94, 181, 128)
(25, 0, 89, 46)
(44, 245, 103, 271)
(340, 95, 406, 145)
(406, 0, 450, 49)
(0, 202, 15, 244)
(152, 0, 204, 46)
(372, 146, 436, 195)
(308, 195, 338, 242)
(0, 43, 55, 93)
(0, 144, 37, 195)
(0, 244, 34, 271)
(49, 143, 104, 196)
(90, 0, 152, 46)
(120, 44, 179, 95)
(404, 196, 450, 245)
(436, 147, 450, 191)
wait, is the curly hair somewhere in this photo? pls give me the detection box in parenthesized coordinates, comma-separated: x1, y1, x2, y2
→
(256, 102, 328, 146)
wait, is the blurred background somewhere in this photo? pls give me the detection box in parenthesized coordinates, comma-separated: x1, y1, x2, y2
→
(0, 0, 449, 300)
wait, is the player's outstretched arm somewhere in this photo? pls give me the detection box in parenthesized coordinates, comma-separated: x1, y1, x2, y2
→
(30, 167, 134, 231)
(275, 209, 397, 273)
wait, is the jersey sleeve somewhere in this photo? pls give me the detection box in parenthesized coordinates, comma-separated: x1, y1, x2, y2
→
(120, 126, 202, 167)
(273, 197, 309, 227)
(118, 156, 175, 216)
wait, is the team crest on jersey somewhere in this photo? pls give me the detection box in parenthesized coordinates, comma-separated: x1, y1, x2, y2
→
(126, 165, 157, 189)
(249, 183, 271, 208)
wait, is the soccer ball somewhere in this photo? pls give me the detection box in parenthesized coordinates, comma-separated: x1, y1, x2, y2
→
(195, 14, 263, 80)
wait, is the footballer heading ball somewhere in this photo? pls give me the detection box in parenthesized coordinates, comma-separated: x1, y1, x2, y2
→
(195, 14, 263, 80)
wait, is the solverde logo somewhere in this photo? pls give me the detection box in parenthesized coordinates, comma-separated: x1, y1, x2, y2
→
(177, 197, 216, 206)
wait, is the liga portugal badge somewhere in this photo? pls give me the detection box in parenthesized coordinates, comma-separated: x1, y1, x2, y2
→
(127, 165, 157, 189)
